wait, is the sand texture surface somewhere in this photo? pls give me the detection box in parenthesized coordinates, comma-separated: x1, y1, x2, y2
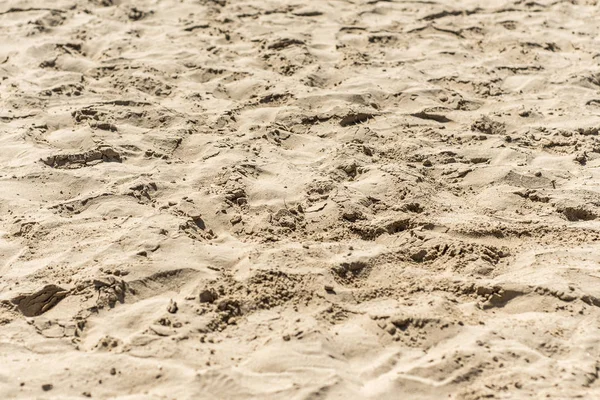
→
(2, 0, 600, 398)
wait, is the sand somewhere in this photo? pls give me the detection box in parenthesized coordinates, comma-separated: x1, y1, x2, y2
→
(1, 0, 600, 398)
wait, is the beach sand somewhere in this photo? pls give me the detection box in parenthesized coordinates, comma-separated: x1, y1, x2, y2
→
(1, 0, 600, 398)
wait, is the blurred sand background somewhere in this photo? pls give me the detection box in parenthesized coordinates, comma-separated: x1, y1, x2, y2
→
(1, 0, 600, 398)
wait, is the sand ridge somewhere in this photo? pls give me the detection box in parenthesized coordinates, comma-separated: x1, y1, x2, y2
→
(1, 0, 600, 398)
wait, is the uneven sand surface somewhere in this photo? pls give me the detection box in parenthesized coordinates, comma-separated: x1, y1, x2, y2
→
(1, 0, 600, 398)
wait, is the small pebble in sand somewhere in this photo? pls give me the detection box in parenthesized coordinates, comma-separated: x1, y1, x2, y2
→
(167, 299, 178, 314)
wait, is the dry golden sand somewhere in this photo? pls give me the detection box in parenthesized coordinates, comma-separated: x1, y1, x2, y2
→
(1, 0, 600, 398)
